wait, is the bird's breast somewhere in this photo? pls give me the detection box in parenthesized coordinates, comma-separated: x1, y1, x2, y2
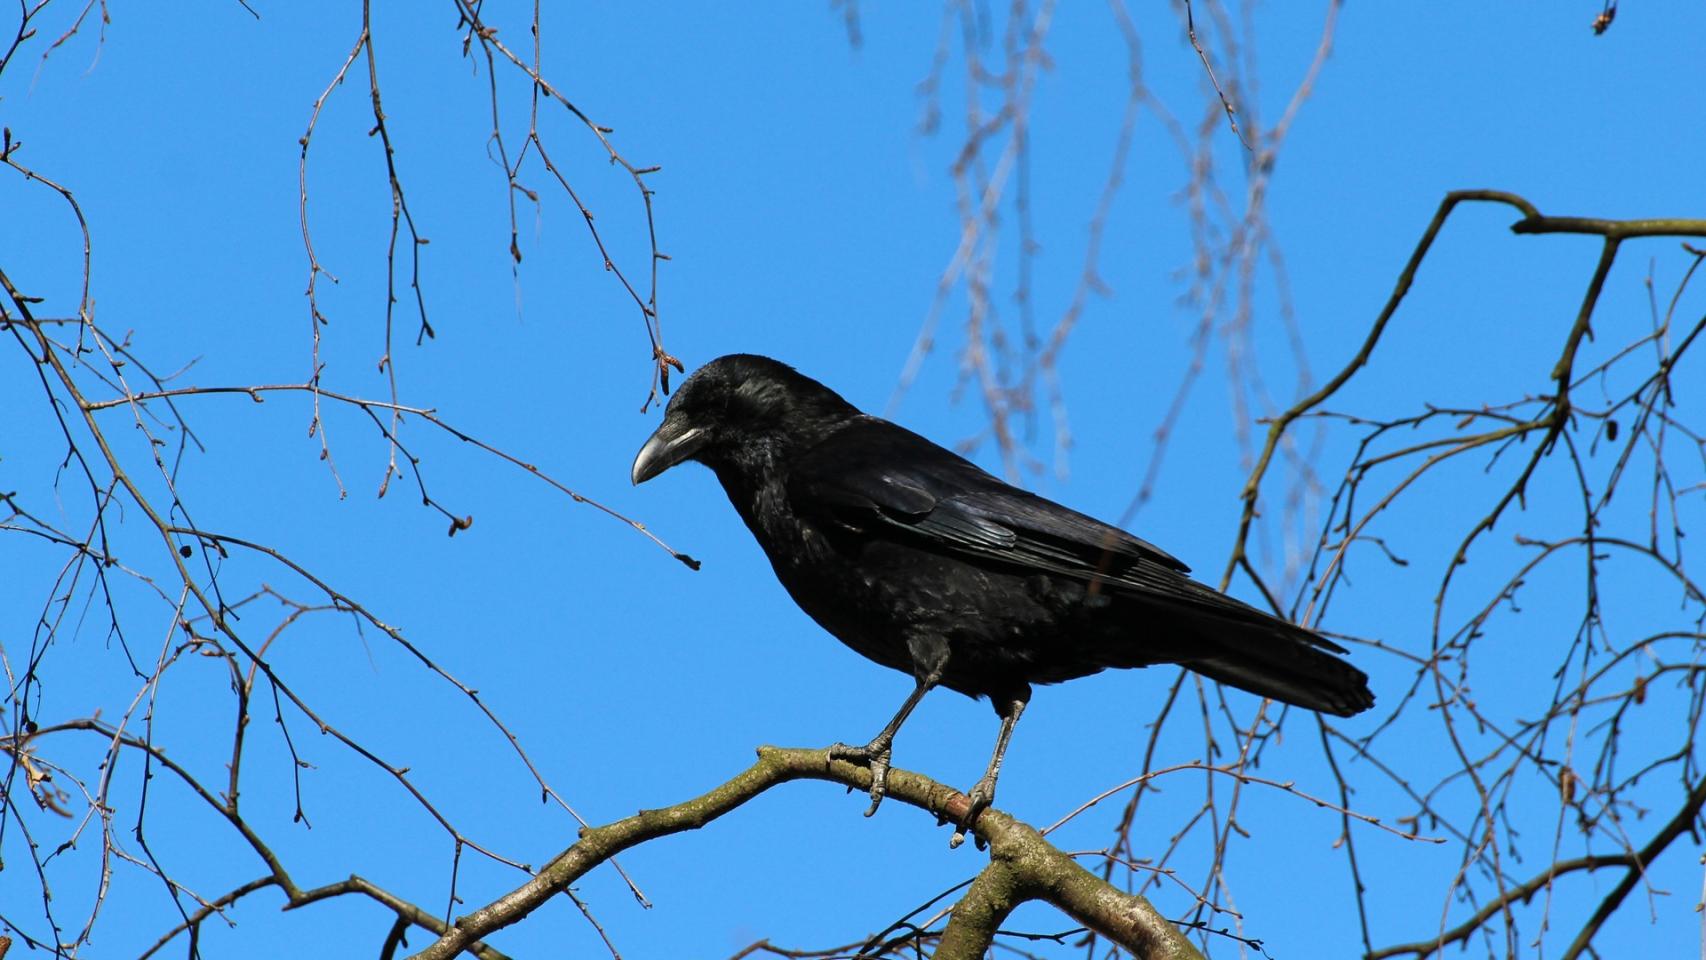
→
(721, 475, 1115, 694)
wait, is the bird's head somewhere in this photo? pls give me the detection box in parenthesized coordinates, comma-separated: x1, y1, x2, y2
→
(631, 354, 859, 485)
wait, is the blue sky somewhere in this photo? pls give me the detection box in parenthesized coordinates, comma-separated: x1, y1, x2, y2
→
(3, 2, 1703, 958)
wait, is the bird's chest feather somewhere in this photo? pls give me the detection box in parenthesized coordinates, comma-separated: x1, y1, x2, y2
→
(740, 482, 877, 613)
(731, 476, 1073, 676)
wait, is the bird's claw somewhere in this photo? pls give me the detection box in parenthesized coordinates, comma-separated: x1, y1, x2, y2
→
(829, 740, 893, 817)
(948, 777, 996, 849)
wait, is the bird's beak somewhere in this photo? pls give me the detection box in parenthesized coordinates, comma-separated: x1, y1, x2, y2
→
(631, 419, 707, 485)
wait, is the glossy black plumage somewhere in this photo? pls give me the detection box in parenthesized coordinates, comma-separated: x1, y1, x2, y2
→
(633, 354, 1373, 838)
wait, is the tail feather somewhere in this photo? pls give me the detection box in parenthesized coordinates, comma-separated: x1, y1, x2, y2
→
(1109, 569, 1375, 716)
(1182, 621, 1374, 717)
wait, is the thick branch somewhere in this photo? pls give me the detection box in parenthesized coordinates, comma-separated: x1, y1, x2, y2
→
(1366, 854, 1632, 960)
(1560, 774, 1706, 960)
(1510, 215, 1706, 239)
(409, 746, 1204, 960)
(936, 859, 1024, 958)
(1370, 774, 1706, 960)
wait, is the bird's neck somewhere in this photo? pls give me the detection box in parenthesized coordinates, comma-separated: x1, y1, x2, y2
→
(710, 444, 793, 535)
(706, 419, 852, 552)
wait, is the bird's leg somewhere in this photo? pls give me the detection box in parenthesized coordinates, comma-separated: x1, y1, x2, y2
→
(830, 667, 942, 817)
(950, 691, 1029, 849)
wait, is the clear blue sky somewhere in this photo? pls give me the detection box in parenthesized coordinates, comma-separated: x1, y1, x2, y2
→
(3, 3, 1702, 957)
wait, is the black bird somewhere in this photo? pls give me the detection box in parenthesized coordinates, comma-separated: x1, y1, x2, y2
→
(632, 354, 1373, 842)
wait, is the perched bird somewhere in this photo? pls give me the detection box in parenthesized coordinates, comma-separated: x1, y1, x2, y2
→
(632, 354, 1373, 843)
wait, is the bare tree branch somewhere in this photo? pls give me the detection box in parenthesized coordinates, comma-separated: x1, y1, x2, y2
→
(410, 747, 1206, 960)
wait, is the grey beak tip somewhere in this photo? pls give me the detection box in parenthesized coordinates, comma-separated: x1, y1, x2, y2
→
(632, 424, 698, 488)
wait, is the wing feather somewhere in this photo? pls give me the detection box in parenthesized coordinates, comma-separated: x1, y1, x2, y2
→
(789, 417, 1189, 579)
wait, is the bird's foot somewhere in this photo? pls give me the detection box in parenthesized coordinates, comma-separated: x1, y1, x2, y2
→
(948, 776, 997, 850)
(829, 739, 893, 817)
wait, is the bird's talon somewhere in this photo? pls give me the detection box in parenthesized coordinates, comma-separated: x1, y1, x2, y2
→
(861, 786, 885, 816)
(862, 755, 891, 815)
(831, 739, 893, 817)
(949, 778, 996, 847)
(828, 741, 865, 764)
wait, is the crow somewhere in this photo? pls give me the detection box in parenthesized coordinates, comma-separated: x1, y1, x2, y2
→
(632, 354, 1373, 843)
